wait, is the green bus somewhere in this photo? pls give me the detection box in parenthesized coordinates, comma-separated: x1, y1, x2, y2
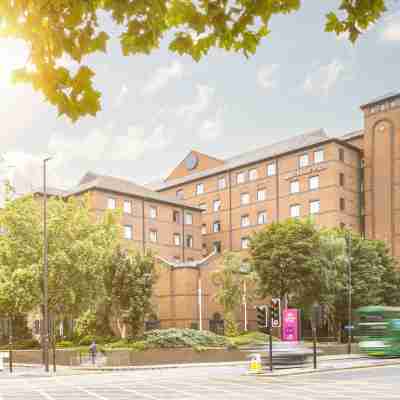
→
(355, 306, 400, 357)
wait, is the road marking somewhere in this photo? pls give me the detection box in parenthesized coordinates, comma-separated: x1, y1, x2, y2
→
(119, 386, 162, 400)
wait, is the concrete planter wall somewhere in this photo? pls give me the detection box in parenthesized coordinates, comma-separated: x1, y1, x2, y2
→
(105, 348, 248, 367)
(10, 349, 80, 366)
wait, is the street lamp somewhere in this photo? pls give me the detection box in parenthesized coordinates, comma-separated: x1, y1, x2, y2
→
(42, 157, 52, 372)
(346, 231, 352, 355)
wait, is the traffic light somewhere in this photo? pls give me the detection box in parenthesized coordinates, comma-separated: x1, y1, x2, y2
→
(256, 306, 268, 333)
(270, 298, 281, 328)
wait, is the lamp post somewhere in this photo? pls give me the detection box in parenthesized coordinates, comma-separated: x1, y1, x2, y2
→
(346, 231, 352, 355)
(42, 157, 51, 372)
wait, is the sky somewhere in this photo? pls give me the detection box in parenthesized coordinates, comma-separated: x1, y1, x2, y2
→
(0, 0, 399, 194)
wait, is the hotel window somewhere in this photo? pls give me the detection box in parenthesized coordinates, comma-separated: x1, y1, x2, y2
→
(249, 168, 258, 181)
(185, 212, 193, 225)
(237, 171, 246, 184)
(314, 149, 324, 164)
(173, 233, 181, 246)
(123, 200, 132, 214)
(258, 211, 267, 225)
(290, 180, 300, 194)
(149, 230, 158, 243)
(173, 210, 180, 223)
(338, 148, 345, 162)
(310, 200, 320, 215)
(213, 199, 221, 212)
(267, 162, 276, 176)
(213, 241, 222, 253)
(257, 189, 266, 201)
(290, 204, 301, 218)
(186, 235, 193, 248)
(107, 198, 116, 209)
(309, 175, 319, 190)
(176, 189, 184, 199)
(196, 183, 204, 195)
(241, 237, 250, 249)
(149, 206, 157, 219)
(241, 192, 250, 205)
(123, 225, 133, 240)
(339, 173, 345, 187)
(199, 203, 207, 212)
(201, 224, 207, 235)
(213, 221, 221, 233)
(218, 176, 226, 190)
(340, 198, 345, 211)
(241, 215, 250, 227)
(299, 154, 309, 168)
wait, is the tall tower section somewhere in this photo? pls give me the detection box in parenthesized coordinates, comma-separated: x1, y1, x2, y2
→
(361, 92, 400, 257)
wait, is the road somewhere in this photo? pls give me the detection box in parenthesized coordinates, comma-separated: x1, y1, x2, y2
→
(0, 364, 399, 399)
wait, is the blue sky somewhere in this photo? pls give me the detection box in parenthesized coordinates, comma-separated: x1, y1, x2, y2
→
(0, 0, 399, 193)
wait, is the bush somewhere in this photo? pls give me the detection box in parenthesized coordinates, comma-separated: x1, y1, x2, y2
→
(56, 340, 74, 348)
(5, 338, 41, 349)
(143, 329, 228, 349)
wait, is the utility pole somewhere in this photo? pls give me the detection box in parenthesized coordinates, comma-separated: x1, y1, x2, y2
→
(347, 231, 352, 355)
(43, 157, 51, 372)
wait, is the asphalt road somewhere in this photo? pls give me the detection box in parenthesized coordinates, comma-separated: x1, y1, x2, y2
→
(0, 364, 399, 399)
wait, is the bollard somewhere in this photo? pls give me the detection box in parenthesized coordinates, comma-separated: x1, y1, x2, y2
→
(249, 354, 262, 374)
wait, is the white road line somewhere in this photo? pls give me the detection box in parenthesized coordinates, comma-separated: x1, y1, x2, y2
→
(19, 379, 57, 400)
(73, 386, 110, 400)
(119, 386, 162, 400)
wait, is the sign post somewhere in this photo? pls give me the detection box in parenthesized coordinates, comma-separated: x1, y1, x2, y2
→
(311, 303, 320, 370)
(268, 306, 273, 372)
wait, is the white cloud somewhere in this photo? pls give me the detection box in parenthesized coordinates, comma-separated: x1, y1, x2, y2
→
(303, 60, 345, 95)
(114, 84, 129, 107)
(257, 64, 279, 89)
(177, 84, 215, 122)
(142, 60, 184, 95)
(382, 16, 400, 41)
(198, 111, 224, 142)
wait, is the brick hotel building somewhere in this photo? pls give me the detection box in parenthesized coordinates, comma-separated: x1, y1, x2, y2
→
(32, 92, 400, 332)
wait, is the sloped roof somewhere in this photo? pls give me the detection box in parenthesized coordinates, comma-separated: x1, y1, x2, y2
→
(360, 90, 400, 109)
(66, 174, 201, 211)
(148, 128, 331, 191)
(340, 129, 364, 140)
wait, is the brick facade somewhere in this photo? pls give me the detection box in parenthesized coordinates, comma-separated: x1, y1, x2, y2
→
(31, 92, 400, 333)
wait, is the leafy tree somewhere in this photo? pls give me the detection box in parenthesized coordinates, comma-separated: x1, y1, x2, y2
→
(249, 218, 320, 306)
(299, 228, 400, 340)
(100, 247, 157, 338)
(0, 191, 120, 327)
(211, 252, 256, 336)
(0, 0, 387, 120)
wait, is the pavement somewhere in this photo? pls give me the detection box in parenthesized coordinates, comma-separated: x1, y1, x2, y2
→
(0, 363, 400, 399)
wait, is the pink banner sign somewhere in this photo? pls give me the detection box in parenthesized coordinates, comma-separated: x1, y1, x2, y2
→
(282, 309, 299, 342)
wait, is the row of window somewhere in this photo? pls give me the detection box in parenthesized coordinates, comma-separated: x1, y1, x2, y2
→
(199, 172, 345, 213)
(123, 226, 195, 248)
(176, 162, 277, 199)
(202, 211, 268, 235)
(107, 198, 195, 224)
(289, 197, 346, 218)
(177, 147, 355, 201)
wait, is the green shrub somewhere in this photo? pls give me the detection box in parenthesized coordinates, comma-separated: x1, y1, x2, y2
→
(56, 340, 74, 348)
(144, 329, 228, 349)
(6, 338, 40, 349)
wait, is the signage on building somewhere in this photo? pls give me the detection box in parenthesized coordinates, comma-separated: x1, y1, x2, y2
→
(282, 309, 299, 342)
(285, 164, 327, 180)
